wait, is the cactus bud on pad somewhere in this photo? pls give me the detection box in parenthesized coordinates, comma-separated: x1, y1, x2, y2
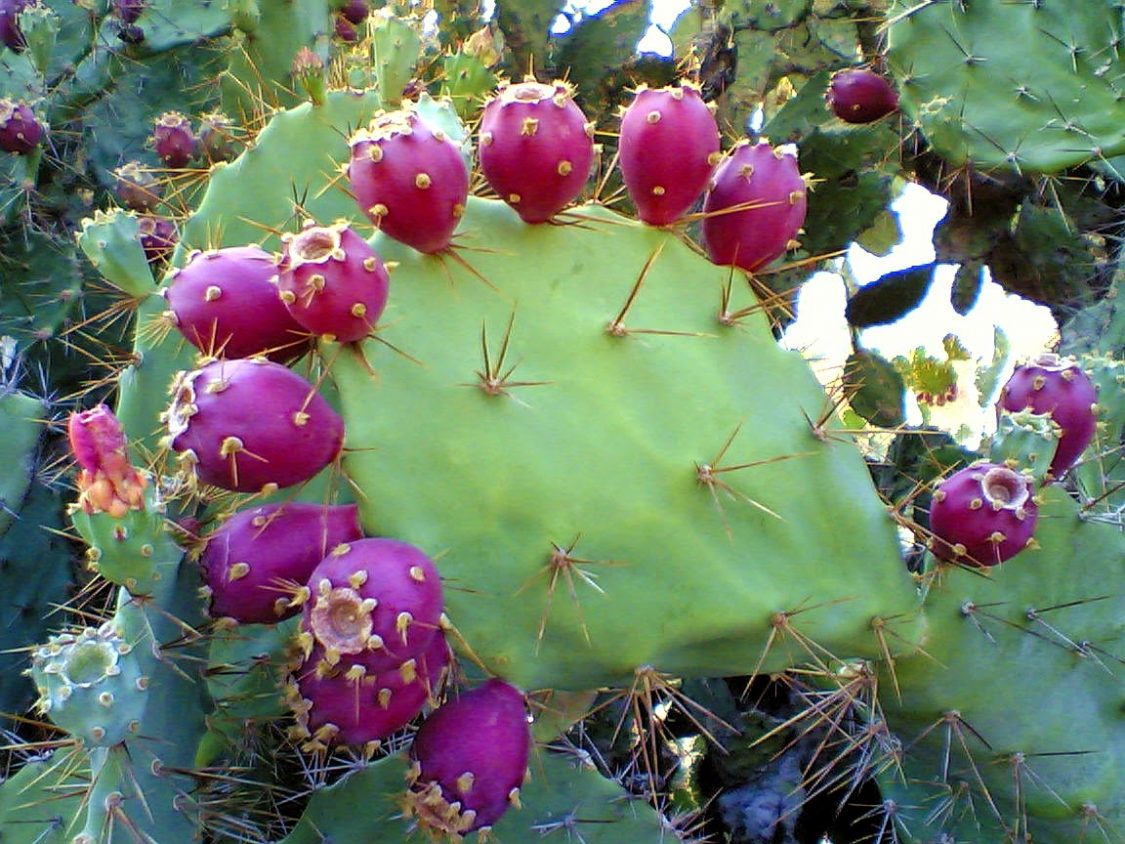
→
(406, 678, 531, 837)
(929, 462, 1039, 566)
(164, 357, 345, 493)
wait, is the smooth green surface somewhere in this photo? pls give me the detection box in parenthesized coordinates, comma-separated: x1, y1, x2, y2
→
(0, 755, 86, 844)
(0, 390, 43, 539)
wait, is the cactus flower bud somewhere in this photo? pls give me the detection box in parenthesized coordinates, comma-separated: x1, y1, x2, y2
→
(68, 405, 147, 518)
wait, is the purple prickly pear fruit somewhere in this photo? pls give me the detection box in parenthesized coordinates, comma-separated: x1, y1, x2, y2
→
(406, 678, 532, 837)
(0, 0, 28, 52)
(298, 538, 444, 675)
(114, 161, 162, 212)
(478, 80, 595, 224)
(929, 463, 1039, 566)
(197, 111, 239, 164)
(701, 139, 808, 273)
(0, 98, 42, 155)
(114, 21, 145, 44)
(152, 111, 196, 168)
(164, 357, 345, 493)
(162, 245, 307, 361)
(340, 0, 369, 25)
(277, 221, 390, 344)
(286, 633, 449, 751)
(998, 353, 1098, 479)
(137, 214, 177, 264)
(199, 502, 363, 624)
(334, 14, 358, 41)
(618, 83, 720, 226)
(113, 0, 146, 24)
(826, 68, 899, 124)
(347, 109, 469, 254)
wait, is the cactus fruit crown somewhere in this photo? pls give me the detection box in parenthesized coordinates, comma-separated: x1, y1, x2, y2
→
(280, 221, 347, 267)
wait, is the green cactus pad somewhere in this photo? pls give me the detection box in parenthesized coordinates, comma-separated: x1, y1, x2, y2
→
(76, 209, 156, 298)
(0, 389, 43, 539)
(0, 755, 85, 844)
(877, 485, 1124, 842)
(886, 0, 1125, 173)
(327, 199, 924, 690)
(990, 409, 1060, 486)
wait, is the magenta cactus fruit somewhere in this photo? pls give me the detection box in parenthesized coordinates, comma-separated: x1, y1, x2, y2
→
(998, 353, 1099, 479)
(162, 245, 307, 361)
(618, 83, 721, 226)
(197, 111, 239, 163)
(347, 109, 469, 254)
(0, 0, 28, 52)
(406, 678, 532, 837)
(277, 220, 390, 343)
(929, 463, 1039, 566)
(152, 111, 196, 168)
(334, 14, 358, 41)
(199, 502, 363, 624)
(137, 214, 177, 264)
(701, 139, 808, 273)
(826, 68, 899, 124)
(0, 98, 42, 155)
(114, 161, 162, 212)
(113, 0, 146, 24)
(286, 633, 449, 751)
(340, 0, 369, 25)
(164, 357, 345, 493)
(477, 79, 595, 224)
(298, 538, 444, 676)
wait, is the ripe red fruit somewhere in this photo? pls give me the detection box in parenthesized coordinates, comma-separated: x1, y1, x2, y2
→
(929, 463, 1039, 566)
(826, 68, 899, 124)
(348, 109, 469, 254)
(406, 678, 531, 837)
(998, 354, 1098, 479)
(0, 98, 42, 155)
(152, 111, 196, 168)
(618, 83, 720, 226)
(277, 221, 390, 344)
(137, 214, 177, 264)
(165, 357, 345, 493)
(702, 139, 808, 273)
(478, 80, 595, 223)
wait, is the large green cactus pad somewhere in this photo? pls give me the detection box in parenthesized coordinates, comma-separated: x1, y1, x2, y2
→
(886, 0, 1125, 172)
(877, 486, 1124, 842)
(331, 199, 923, 690)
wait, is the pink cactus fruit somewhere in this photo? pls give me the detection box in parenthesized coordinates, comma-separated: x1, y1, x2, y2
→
(478, 79, 595, 224)
(68, 404, 147, 519)
(277, 220, 390, 344)
(199, 502, 363, 624)
(138, 214, 177, 264)
(701, 139, 808, 273)
(618, 83, 721, 226)
(164, 357, 345, 493)
(114, 161, 162, 212)
(998, 353, 1099, 479)
(334, 14, 358, 41)
(826, 68, 899, 124)
(162, 245, 307, 361)
(0, 0, 28, 52)
(297, 538, 444, 676)
(929, 462, 1039, 566)
(405, 678, 532, 837)
(340, 0, 369, 25)
(152, 111, 196, 168)
(286, 633, 449, 752)
(0, 98, 42, 155)
(347, 109, 469, 254)
(197, 111, 239, 164)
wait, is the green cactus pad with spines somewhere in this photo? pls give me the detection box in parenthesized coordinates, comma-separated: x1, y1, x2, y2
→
(279, 748, 668, 843)
(441, 50, 496, 119)
(1074, 353, 1124, 515)
(327, 199, 924, 691)
(886, 0, 1125, 173)
(0, 755, 86, 844)
(76, 210, 156, 298)
(369, 11, 422, 107)
(111, 0, 232, 56)
(876, 485, 1124, 843)
(0, 389, 43, 539)
(28, 614, 151, 748)
(990, 409, 1060, 486)
(0, 229, 83, 348)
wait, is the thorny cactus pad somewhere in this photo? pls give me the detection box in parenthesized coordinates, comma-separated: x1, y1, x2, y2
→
(618, 83, 721, 226)
(406, 678, 531, 838)
(998, 353, 1098, 479)
(928, 462, 1039, 566)
(702, 139, 808, 273)
(478, 79, 595, 223)
(163, 245, 307, 361)
(298, 538, 444, 676)
(348, 108, 469, 254)
(164, 357, 345, 493)
(278, 220, 391, 344)
(199, 502, 364, 624)
(825, 68, 899, 124)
